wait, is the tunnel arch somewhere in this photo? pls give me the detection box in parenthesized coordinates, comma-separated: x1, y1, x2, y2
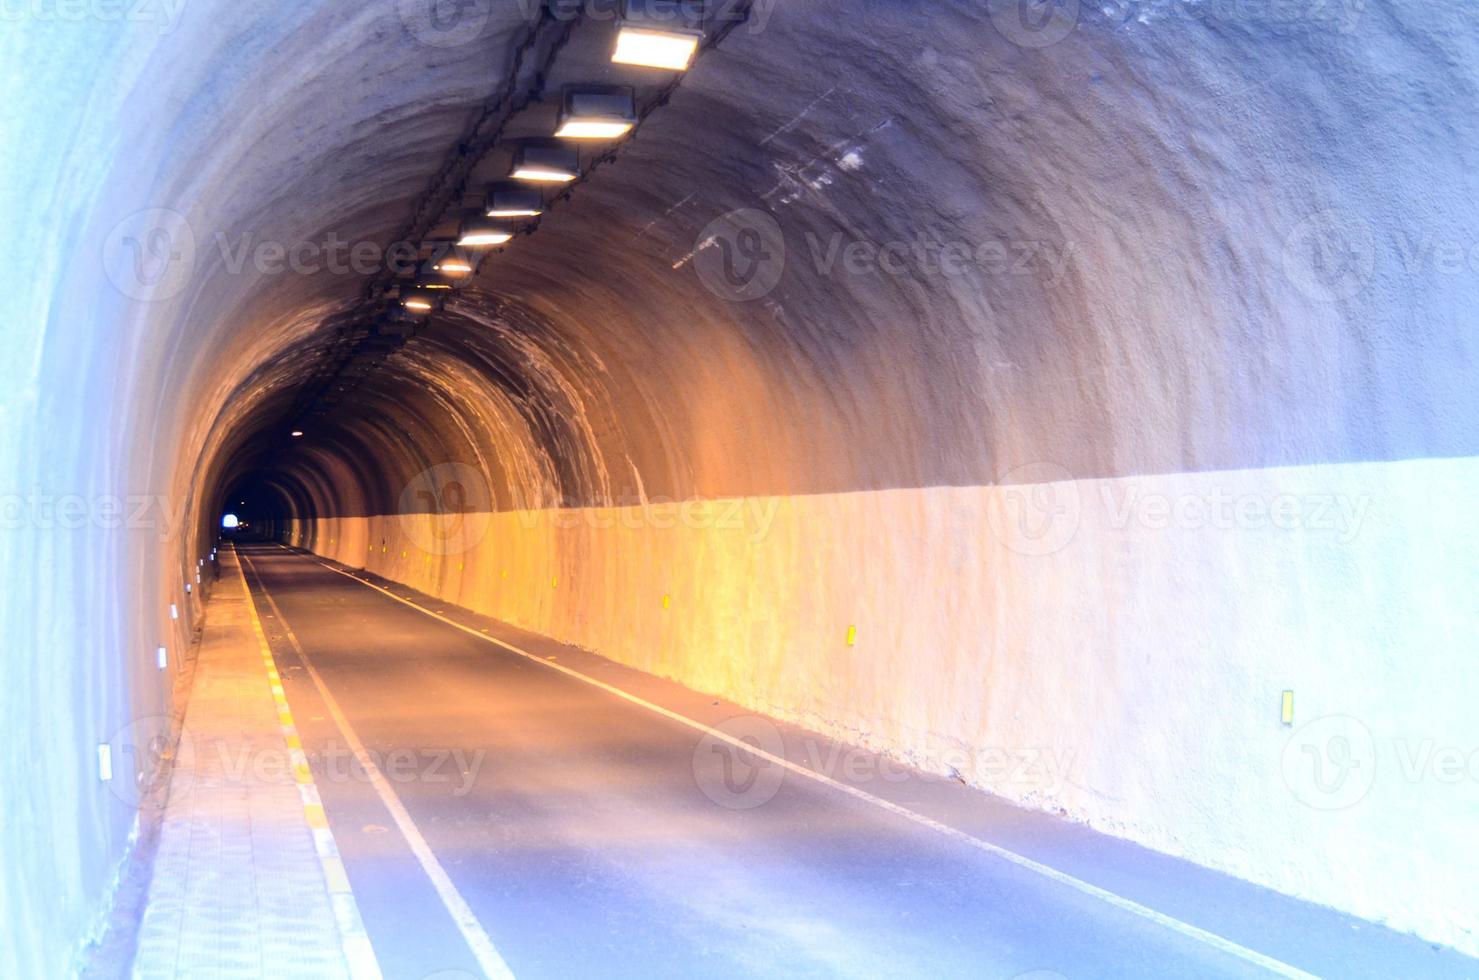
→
(5, 0, 1479, 973)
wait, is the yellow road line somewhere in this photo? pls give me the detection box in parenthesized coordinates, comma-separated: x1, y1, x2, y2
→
(233, 546, 383, 980)
(242, 548, 517, 980)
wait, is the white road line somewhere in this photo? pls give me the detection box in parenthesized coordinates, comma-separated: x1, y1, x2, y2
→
(292, 545, 1316, 980)
(242, 552, 517, 980)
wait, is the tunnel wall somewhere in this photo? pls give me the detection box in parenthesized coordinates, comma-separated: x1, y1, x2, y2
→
(280, 455, 1479, 953)
(6, 0, 1479, 971)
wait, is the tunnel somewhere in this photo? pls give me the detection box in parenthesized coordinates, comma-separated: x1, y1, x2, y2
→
(3, 0, 1478, 976)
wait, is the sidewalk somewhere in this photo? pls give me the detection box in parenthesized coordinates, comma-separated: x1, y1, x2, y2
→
(131, 546, 378, 979)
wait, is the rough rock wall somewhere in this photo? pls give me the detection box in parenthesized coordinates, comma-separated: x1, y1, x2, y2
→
(4, 0, 1478, 970)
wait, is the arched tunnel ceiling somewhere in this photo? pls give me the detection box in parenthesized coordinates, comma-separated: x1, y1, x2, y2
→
(174, 0, 1478, 547)
(8, 2, 1479, 972)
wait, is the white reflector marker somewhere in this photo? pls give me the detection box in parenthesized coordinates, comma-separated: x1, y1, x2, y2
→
(98, 744, 113, 782)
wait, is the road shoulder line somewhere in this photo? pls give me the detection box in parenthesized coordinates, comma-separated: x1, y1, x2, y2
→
(234, 547, 383, 980)
(242, 550, 517, 980)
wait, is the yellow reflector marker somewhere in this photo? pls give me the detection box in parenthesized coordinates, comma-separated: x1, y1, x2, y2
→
(662, 594, 671, 609)
(1281, 690, 1294, 725)
(846, 625, 858, 647)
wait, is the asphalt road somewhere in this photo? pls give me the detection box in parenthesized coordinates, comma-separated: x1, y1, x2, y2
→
(236, 543, 1477, 980)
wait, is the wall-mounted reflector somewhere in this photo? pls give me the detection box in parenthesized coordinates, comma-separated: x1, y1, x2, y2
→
(484, 184, 544, 218)
(458, 214, 515, 246)
(510, 144, 579, 183)
(554, 88, 637, 140)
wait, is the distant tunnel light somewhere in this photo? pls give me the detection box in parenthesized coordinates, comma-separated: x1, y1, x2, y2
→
(613, 25, 700, 70)
(554, 88, 637, 140)
(290, 430, 304, 437)
(510, 144, 579, 183)
(431, 249, 475, 274)
(402, 292, 436, 312)
(414, 266, 452, 289)
(484, 185, 544, 218)
(222, 513, 239, 528)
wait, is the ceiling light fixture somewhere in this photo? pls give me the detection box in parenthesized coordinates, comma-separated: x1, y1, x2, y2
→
(424, 243, 475, 275)
(401, 290, 436, 313)
(414, 265, 458, 290)
(484, 184, 545, 218)
(554, 87, 637, 140)
(613, 1, 704, 71)
(509, 144, 579, 183)
(457, 214, 515, 247)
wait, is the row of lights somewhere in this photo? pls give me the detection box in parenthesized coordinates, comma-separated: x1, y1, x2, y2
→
(395, 2, 704, 317)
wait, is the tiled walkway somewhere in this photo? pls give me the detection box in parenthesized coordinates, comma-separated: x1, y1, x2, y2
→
(132, 547, 377, 979)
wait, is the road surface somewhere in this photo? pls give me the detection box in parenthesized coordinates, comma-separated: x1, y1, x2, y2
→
(235, 543, 1473, 980)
